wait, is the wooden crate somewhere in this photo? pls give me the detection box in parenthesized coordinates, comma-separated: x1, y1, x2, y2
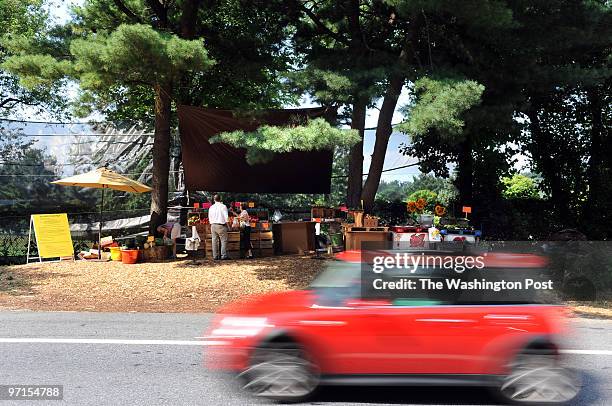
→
(201, 229, 276, 258)
(343, 225, 389, 232)
(252, 240, 274, 249)
(204, 231, 241, 242)
(256, 231, 273, 240)
(195, 223, 211, 236)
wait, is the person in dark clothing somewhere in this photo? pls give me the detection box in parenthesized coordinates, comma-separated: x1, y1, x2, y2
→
(232, 204, 253, 259)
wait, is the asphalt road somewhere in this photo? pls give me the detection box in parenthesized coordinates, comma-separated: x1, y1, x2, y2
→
(0, 311, 610, 406)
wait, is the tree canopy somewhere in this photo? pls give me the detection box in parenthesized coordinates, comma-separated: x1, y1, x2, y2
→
(0, 0, 68, 117)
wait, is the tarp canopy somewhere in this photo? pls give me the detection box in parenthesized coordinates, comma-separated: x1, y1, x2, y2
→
(177, 105, 336, 194)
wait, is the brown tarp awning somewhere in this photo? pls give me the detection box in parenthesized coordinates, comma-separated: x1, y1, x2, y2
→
(177, 105, 336, 193)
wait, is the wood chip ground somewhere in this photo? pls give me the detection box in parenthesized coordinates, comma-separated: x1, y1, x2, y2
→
(0, 256, 325, 313)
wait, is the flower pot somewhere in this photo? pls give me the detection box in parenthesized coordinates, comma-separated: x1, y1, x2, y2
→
(418, 214, 434, 227)
(109, 246, 122, 261)
(120, 249, 139, 264)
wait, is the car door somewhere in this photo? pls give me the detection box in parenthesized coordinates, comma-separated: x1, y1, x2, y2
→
(291, 300, 388, 375)
(355, 303, 488, 374)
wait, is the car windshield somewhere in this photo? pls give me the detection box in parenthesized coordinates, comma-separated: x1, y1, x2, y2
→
(309, 253, 556, 306)
(309, 261, 361, 306)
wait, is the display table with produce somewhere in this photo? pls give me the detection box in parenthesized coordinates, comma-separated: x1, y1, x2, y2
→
(188, 202, 274, 258)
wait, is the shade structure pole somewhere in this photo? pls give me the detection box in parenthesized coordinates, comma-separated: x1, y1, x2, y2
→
(99, 187, 104, 259)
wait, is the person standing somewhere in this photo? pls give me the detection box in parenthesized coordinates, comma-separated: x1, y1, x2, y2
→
(232, 204, 254, 259)
(208, 194, 229, 260)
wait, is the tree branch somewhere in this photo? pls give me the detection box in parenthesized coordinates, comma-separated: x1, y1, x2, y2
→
(145, 0, 168, 28)
(113, 0, 144, 23)
(299, 2, 349, 45)
(0, 97, 39, 109)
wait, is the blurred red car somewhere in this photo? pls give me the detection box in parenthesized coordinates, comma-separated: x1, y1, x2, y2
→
(204, 250, 579, 404)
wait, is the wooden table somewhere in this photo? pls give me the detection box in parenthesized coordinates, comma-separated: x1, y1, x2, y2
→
(344, 228, 390, 250)
(273, 222, 315, 254)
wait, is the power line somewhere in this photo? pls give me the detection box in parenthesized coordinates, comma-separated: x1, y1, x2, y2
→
(363, 122, 403, 131)
(331, 162, 421, 178)
(0, 208, 151, 220)
(0, 171, 181, 178)
(0, 117, 100, 125)
(1, 133, 154, 137)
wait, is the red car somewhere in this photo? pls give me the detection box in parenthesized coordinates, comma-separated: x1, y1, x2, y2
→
(204, 250, 580, 404)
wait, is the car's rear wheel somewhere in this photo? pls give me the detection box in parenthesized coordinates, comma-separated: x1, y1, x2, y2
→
(497, 352, 580, 404)
(238, 340, 319, 402)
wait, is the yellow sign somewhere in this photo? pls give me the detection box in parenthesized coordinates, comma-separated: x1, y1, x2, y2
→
(31, 214, 74, 259)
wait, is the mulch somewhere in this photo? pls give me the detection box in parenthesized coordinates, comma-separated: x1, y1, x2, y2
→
(0, 255, 325, 313)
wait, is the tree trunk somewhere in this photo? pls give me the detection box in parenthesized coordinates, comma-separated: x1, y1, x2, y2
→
(583, 86, 606, 235)
(149, 82, 173, 234)
(180, 0, 202, 39)
(526, 102, 571, 223)
(361, 74, 405, 212)
(456, 135, 473, 207)
(347, 99, 367, 208)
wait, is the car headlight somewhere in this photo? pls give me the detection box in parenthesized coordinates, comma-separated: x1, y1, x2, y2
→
(210, 317, 272, 338)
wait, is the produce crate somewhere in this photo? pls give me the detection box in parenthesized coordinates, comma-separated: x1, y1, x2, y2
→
(202, 230, 275, 258)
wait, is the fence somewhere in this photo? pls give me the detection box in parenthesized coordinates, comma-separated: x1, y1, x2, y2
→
(0, 210, 150, 265)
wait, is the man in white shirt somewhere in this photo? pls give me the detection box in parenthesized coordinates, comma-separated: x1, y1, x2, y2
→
(208, 194, 229, 260)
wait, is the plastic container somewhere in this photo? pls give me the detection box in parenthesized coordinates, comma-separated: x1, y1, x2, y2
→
(120, 249, 139, 264)
(109, 246, 122, 261)
(418, 214, 434, 227)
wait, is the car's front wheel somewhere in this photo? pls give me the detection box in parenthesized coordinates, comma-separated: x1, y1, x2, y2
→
(497, 352, 581, 404)
(238, 340, 319, 402)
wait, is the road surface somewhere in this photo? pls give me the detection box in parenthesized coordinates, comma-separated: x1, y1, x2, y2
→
(0, 311, 610, 405)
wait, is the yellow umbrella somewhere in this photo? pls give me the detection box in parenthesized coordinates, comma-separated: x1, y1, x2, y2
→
(52, 167, 152, 258)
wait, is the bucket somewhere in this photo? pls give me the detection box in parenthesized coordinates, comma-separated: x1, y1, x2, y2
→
(109, 246, 122, 261)
(121, 249, 139, 264)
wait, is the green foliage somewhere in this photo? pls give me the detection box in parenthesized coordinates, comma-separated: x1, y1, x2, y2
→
(387, 0, 515, 31)
(376, 180, 411, 203)
(72, 24, 213, 87)
(377, 174, 458, 205)
(2, 54, 72, 88)
(0, 0, 68, 117)
(399, 77, 485, 139)
(4, 23, 214, 93)
(209, 118, 360, 165)
(408, 189, 438, 212)
(501, 174, 540, 200)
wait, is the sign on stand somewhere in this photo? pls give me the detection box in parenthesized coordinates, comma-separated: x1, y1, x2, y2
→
(27, 214, 75, 263)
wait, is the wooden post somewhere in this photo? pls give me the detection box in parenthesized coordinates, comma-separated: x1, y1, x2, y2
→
(26, 216, 33, 264)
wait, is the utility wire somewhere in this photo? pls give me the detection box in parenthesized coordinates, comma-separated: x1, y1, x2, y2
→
(0, 171, 181, 178)
(0, 117, 102, 125)
(0, 133, 154, 137)
(331, 162, 421, 178)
